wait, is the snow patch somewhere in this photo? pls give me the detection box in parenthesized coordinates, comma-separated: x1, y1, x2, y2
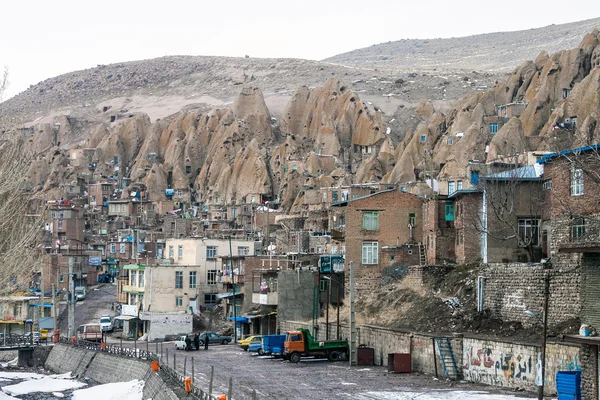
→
(3, 376, 87, 395)
(72, 380, 144, 400)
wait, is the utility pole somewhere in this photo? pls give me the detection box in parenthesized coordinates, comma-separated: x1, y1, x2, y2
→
(349, 261, 356, 366)
(68, 256, 75, 338)
(40, 262, 45, 318)
(229, 235, 237, 343)
(326, 273, 331, 340)
(52, 284, 57, 338)
(538, 273, 550, 400)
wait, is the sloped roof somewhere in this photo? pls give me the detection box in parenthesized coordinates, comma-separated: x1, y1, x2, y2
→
(539, 143, 600, 163)
(484, 164, 543, 181)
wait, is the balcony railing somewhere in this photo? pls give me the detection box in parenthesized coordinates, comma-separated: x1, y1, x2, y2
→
(122, 285, 145, 293)
(252, 292, 278, 305)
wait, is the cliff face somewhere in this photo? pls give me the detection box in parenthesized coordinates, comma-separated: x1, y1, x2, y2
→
(19, 30, 600, 208)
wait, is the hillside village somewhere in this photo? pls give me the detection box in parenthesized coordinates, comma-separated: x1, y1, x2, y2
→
(2, 22, 600, 399)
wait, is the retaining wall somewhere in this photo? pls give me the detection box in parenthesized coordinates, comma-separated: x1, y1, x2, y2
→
(281, 320, 580, 396)
(45, 343, 184, 400)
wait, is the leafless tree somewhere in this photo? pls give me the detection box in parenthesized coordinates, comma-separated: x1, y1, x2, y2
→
(462, 163, 545, 262)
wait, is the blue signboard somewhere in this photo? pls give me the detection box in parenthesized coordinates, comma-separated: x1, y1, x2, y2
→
(89, 256, 102, 266)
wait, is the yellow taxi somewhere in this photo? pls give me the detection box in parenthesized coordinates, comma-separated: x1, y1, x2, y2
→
(239, 335, 262, 351)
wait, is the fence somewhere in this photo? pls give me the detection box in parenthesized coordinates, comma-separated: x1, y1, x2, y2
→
(58, 336, 259, 400)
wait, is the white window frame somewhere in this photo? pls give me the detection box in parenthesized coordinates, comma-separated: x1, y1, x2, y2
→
(571, 168, 584, 196)
(448, 181, 456, 195)
(206, 246, 217, 259)
(362, 242, 379, 265)
(178, 245, 183, 258)
(110, 243, 116, 254)
(517, 218, 541, 247)
(169, 245, 174, 259)
(237, 246, 249, 256)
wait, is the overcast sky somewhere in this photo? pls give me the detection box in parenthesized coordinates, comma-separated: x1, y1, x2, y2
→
(0, 0, 597, 99)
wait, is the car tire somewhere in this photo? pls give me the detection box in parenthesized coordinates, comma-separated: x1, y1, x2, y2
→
(222, 339, 228, 345)
(328, 351, 341, 362)
(290, 352, 301, 363)
(258, 348, 265, 356)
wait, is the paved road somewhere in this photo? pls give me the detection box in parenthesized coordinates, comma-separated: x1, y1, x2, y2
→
(150, 343, 531, 400)
(58, 283, 116, 333)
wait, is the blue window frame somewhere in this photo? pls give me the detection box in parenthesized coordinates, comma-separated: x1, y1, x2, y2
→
(489, 123, 498, 135)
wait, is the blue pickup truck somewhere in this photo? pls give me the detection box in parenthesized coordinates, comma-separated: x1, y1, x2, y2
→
(260, 334, 286, 357)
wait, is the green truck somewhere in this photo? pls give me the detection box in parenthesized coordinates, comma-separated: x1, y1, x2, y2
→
(283, 328, 349, 363)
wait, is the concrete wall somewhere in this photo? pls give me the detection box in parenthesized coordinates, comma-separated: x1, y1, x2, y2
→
(278, 270, 317, 323)
(143, 311, 192, 341)
(280, 320, 580, 396)
(462, 337, 580, 394)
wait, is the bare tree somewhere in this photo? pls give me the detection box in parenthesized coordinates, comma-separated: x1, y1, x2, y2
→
(461, 163, 545, 262)
(0, 66, 8, 101)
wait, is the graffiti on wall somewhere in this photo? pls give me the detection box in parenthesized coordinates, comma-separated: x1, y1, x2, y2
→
(560, 353, 581, 371)
(463, 344, 533, 389)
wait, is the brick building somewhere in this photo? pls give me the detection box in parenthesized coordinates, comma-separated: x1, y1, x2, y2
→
(333, 189, 423, 297)
(540, 145, 600, 400)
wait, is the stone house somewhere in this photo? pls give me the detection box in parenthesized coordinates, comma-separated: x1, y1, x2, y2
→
(332, 189, 423, 297)
(88, 182, 115, 208)
(540, 145, 600, 399)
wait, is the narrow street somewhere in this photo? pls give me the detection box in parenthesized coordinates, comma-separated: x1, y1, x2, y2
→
(58, 283, 116, 332)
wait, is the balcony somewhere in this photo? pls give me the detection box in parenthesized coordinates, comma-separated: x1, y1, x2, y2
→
(220, 275, 244, 285)
(252, 292, 278, 305)
(122, 285, 145, 294)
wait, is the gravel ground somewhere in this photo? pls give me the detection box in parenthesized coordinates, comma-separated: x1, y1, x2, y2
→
(143, 342, 534, 400)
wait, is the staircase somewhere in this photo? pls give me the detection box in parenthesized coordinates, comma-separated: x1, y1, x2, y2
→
(435, 337, 459, 380)
(418, 243, 426, 266)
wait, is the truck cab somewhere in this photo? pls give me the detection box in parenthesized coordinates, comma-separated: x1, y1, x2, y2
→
(74, 286, 86, 301)
(284, 328, 348, 363)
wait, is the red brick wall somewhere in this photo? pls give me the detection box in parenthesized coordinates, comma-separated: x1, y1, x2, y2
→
(343, 190, 423, 296)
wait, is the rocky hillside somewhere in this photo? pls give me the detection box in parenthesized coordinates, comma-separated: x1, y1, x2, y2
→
(326, 17, 600, 72)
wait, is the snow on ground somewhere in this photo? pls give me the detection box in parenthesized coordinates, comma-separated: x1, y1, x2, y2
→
(349, 391, 533, 400)
(0, 371, 47, 380)
(72, 380, 144, 400)
(2, 375, 86, 395)
(0, 392, 18, 400)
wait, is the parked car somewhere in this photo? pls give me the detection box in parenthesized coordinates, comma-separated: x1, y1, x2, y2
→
(174, 335, 191, 350)
(23, 331, 40, 344)
(99, 316, 113, 332)
(239, 335, 262, 351)
(199, 331, 232, 345)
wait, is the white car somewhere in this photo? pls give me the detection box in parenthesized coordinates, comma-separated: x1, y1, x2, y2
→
(174, 335, 191, 350)
(99, 316, 113, 332)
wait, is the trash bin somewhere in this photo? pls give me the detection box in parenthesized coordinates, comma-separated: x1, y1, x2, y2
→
(388, 353, 412, 373)
(556, 370, 581, 400)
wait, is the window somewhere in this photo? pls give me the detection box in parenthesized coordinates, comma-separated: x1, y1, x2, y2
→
(489, 122, 498, 134)
(572, 217, 585, 241)
(330, 246, 338, 254)
(110, 243, 116, 254)
(319, 278, 329, 292)
(445, 201, 455, 222)
(207, 270, 217, 284)
(543, 180, 552, 191)
(457, 180, 463, 191)
(204, 294, 217, 306)
(448, 181, 456, 195)
(130, 271, 137, 286)
(408, 213, 416, 227)
(518, 218, 540, 247)
(563, 88, 571, 99)
(342, 190, 349, 201)
(57, 220, 64, 229)
(178, 245, 183, 258)
(362, 242, 379, 264)
(447, 138, 453, 145)
(471, 171, 479, 186)
(322, 192, 327, 203)
(362, 211, 379, 230)
(119, 243, 127, 254)
(420, 135, 427, 143)
(206, 246, 217, 259)
(169, 245, 174, 259)
(570, 168, 584, 196)
(175, 297, 183, 307)
(139, 271, 144, 287)
(175, 271, 183, 289)
(237, 246, 249, 256)
(332, 191, 339, 202)
(340, 246, 346, 255)
(189, 271, 197, 289)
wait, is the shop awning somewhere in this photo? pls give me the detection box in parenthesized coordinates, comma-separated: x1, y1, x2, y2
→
(216, 292, 243, 299)
(228, 316, 249, 323)
(114, 315, 139, 321)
